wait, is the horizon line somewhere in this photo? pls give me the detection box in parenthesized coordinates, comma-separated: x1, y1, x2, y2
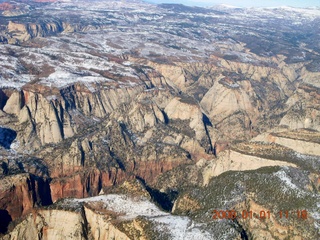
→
(144, 0, 320, 8)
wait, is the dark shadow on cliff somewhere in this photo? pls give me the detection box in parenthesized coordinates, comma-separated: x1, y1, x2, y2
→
(28, 175, 53, 207)
(232, 218, 249, 240)
(0, 210, 12, 234)
(0, 127, 17, 149)
(1, 162, 8, 175)
(35, 176, 53, 206)
(0, 89, 9, 110)
(202, 113, 215, 154)
(136, 176, 178, 212)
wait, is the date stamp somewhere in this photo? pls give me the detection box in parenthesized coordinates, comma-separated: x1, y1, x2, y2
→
(212, 209, 308, 220)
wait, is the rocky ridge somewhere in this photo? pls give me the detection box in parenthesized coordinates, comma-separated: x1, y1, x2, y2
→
(0, 0, 319, 239)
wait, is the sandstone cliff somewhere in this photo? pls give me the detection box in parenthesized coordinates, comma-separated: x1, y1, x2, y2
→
(280, 84, 320, 131)
(3, 192, 217, 240)
(2, 209, 89, 240)
(0, 173, 51, 227)
(202, 150, 297, 185)
(0, 2, 320, 238)
(1, 84, 144, 149)
(7, 20, 64, 43)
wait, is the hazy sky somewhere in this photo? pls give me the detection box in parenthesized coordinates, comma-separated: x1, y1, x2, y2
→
(147, 0, 320, 7)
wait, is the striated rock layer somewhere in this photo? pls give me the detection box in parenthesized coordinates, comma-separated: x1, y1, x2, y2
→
(0, 1, 320, 238)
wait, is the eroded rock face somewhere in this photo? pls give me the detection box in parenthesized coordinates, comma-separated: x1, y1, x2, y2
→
(1, 56, 319, 234)
(49, 168, 128, 202)
(202, 150, 297, 185)
(0, 174, 52, 222)
(3, 193, 217, 240)
(1, 1, 320, 238)
(268, 135, 320, 156)
(0, 56, 319, 238)
(165, 97, 206, 139)
(1, 84, 144, 149)
(7, 20, 64, 43)
(253, 129, 320, 156)
(0, 79, 205, 224)
(280, 84, 320, 131)
(84, 206, 131, 240)
(2, 209, 89, 240)
(201, 79, 258, 124)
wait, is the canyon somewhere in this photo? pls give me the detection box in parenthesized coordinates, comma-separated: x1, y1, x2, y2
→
(0, 0, 319, 239)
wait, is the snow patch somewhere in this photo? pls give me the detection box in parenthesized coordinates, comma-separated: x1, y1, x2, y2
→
(46, 95, 58, 101)
(71, 194, 214, 239)
(274, 169, 299, 191)
(73, 194, 167, 220)
(311, 202, 320, 230)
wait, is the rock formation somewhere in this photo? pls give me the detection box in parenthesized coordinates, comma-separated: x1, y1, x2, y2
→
(0, 0, 319, 239)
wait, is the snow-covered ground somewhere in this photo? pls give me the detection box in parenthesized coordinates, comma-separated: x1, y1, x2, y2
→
(274, 169, 301, 192)
(72, 194, 214, 240)
(1, 0, 319, 90)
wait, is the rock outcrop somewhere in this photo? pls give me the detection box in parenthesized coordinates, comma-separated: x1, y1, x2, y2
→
(280, 84, 320, 131)
(7, 20, 64, 43)
(0, 1, 320, 238)
(202, 150, 297, 185)
(2, 209, 89, 240)
(0, 174, 51, 223)
(1, 84, 144, 149)
(254, 130, 320, 156)
(3, 193, 215, 240)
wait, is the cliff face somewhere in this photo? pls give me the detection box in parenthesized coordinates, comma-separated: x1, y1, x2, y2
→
(1, 1, 320, 238)
(148, 58, 313, 142)
(7, 20, 64, 44)
(1, 57, 319, 238)
(202, 150, 297, 185)
(1, 57, 319, 230)
(2, 209, 89, 240)
(0, 173, 51, 226)
(49, 168, 129, 202)
(3, 192, 221, 240)
(84, 206, 131, 240)
(280, 84, 320, 131)
(4, 206, 133, 240)
(1, 84, 144, 149)
(0, 74, 211, 224)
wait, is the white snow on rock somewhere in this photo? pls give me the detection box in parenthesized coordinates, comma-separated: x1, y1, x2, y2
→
(0, 0, 319, 92)
(274, 169, 300, 191)
(73, 194, 167, 219)
(72, 194, 214, 240)
(311, 202, 320, 228)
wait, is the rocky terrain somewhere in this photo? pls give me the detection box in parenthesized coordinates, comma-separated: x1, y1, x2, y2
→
(0, 0, 319, 239)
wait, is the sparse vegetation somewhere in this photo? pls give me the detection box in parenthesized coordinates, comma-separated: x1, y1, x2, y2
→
(0, 1, 319, 239)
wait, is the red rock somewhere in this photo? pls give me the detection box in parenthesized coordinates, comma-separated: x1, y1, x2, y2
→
(49, 168, 129, 202)
(0, 174, 51, 221)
